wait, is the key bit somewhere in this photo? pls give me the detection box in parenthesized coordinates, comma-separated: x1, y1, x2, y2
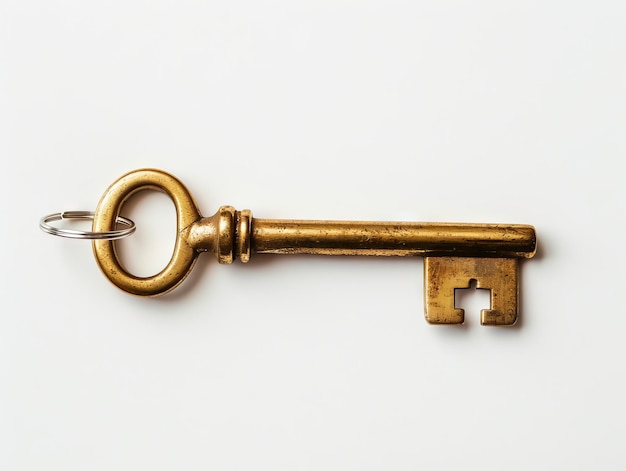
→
(424, 257, 519, 326)
(91, 169, 537, 325)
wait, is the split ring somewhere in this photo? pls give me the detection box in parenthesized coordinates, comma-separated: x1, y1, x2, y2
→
(40, 211, 136, 240)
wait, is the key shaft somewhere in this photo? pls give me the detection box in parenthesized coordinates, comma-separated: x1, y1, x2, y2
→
(251, 218, 536, 258)
(185, 208, 536, 263)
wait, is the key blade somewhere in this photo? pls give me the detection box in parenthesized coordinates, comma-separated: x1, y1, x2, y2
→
(424, 257, 519, 326)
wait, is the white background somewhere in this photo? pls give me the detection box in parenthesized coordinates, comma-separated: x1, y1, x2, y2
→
(2, 1, 625, 469)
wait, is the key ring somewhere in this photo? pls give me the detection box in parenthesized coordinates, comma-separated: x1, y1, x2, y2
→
(39, 211, 136, 240)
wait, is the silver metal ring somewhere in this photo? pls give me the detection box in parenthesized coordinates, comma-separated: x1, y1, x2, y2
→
(39, 211, 136, 240)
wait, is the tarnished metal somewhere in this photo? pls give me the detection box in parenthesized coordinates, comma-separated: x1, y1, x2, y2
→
(424, 257, 519, 325)
(92, 168, 537, 325)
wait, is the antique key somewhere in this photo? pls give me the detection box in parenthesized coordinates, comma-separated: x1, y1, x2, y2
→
(82, 169, 535, 325)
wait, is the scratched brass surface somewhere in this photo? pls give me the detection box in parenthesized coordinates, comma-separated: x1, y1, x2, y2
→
(425, 257, 519, 325)
(92, 169, 536, 325)
(250, 220, 535, 258)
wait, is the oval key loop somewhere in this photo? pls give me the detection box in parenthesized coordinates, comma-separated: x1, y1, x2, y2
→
(92, 169, 202, 296)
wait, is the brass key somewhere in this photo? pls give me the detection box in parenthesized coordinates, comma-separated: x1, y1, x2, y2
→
(92, 169, 536, 325)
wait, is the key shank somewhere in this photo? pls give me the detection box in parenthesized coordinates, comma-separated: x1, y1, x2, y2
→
(252, 219, 535, 258)
(186, 209, 536, 261)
